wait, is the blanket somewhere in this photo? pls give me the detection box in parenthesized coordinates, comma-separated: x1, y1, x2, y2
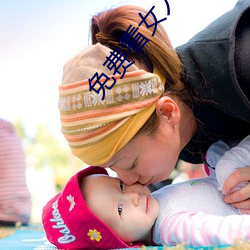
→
(0, 225, 248, 250)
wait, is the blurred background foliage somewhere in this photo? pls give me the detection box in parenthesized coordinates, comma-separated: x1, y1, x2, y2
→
(14, 118, 85, 192)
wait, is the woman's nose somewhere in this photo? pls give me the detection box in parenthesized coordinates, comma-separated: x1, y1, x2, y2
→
(112, 168, 139, 185)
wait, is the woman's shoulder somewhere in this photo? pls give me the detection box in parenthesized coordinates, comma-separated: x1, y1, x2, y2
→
(176, 0, 250, 123)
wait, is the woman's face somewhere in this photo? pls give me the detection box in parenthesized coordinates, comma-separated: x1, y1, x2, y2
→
(100, 117, 182, 186)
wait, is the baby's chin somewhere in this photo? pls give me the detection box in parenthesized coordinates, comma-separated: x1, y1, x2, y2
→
(148, 196, 160, 218)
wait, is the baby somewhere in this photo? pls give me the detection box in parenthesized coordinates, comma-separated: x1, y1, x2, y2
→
(42, 135, 250, 249)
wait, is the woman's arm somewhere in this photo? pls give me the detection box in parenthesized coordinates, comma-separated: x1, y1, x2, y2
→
(223, 166, 250, 213)
(215, 135, 250, 192)
(215, 135, 250, 212)
(206, 135, 250, 212)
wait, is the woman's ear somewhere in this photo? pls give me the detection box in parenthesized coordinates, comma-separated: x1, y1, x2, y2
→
(156, 96, 180, 126)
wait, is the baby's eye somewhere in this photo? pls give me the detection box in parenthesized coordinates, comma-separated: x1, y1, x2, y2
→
(118, 204, 123, 216)
(120, 180, 124, 191)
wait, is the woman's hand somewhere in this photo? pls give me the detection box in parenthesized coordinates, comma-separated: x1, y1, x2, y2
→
(223, 166, 250, 214)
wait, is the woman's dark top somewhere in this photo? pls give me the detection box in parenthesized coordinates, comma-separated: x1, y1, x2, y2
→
(176, 0, 250, 164)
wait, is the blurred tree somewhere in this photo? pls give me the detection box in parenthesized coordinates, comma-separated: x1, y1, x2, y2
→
(14, 120, 85, 191)
(14, 118, 26, 139)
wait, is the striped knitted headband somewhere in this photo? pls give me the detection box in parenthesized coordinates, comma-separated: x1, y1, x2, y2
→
(59, 43, 165, 165)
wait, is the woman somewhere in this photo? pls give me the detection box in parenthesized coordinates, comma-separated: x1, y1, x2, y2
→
(59, 0, 250, 211)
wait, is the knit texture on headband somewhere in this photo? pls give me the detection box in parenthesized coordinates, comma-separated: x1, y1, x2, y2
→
(59, 43, 165, 165)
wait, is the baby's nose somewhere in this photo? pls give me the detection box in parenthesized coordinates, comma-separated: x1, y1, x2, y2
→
(126, 191, 140, 206)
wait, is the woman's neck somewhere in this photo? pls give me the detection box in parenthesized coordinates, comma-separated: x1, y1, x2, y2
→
(179, 103, 197, 149)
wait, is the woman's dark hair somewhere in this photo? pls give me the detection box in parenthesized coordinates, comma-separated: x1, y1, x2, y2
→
(91, 5, 195, 135)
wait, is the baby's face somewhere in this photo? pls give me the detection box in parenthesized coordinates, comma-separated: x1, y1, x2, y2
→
(84, 174, 160, 244)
